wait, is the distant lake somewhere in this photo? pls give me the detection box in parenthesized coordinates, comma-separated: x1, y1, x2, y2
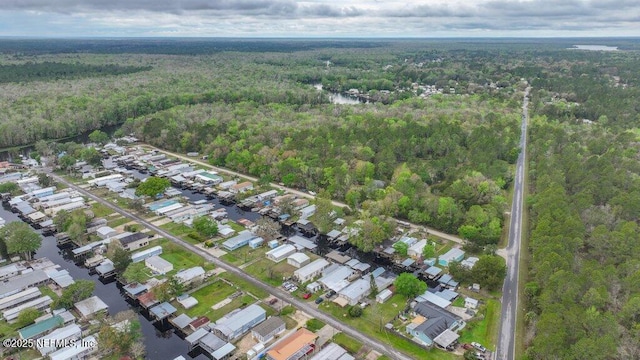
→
(314, 83, 367, 105)
(570, 45, 619, 51)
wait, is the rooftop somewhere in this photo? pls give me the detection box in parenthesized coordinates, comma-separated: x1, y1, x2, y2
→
(252, 316, 285, 338)
(18, 315, 64, 339)
(267, 328, 318, 360)
(74, 296, 108, 317)
(149, 302, 178, 320)
(311, 342, 354, 360)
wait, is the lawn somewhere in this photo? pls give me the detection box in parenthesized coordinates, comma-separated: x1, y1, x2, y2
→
(91, 202, 116, 218)
(183, 280, 238, 319)
(218, 272, 269, 299)
(305, 318, 326, 332)
(107, 217, 130, 228)
(157, 239, 210, 272)
(320, 294, 460, 360)
(39, 285, 60, 301)
(244, 258, 296, 287)
(332, 333, 363, 354)
(220, 245, 267, 266)
(458, 298, 501, 349)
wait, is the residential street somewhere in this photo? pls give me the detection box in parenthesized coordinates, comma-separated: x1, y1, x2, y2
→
(48, 171, 414, 360)
(496, 86, 530, 360)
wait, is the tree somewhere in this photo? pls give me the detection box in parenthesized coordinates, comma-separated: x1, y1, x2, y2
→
(314, 191, 335, 234)
(135, 176, 170, 197)
(393, 241, 409, 257)
(422, 241, 436, 259)
(0, 222, 42, 260)
(54, 279, 95, 309)
(81, 147, 103, 167)
(192, 216, 219, 238)
(58, 154, 76, 171)
(0, 182, 20, 195)
(394, 273, 427, 299)
(471, 255, 507, 291)
(38, 173, 52, 187)
(107, 242, 132, 275)
(348, 305, 363, 317)
(53, 210, 73, 232)
(123, 263, 147, 284)
(98, 310, 144, 358)
(16, 308, 43, 328)
(152, 276, 184, 302)
(255, 217, 281, 241)
(89, 130, 110, 145)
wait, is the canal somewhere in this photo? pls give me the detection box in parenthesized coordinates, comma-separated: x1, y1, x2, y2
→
(1, 168, 260, 360)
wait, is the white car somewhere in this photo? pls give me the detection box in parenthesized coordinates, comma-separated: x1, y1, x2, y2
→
(471, 342, 487, 352)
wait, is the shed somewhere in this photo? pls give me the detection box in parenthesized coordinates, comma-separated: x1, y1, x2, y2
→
(267, 240, 279, 249)
(287, 253, 311, 268)
(177, 294, 199, 309)
(376, 289, 393, 304)
(145, 255, 174, 275)
(465, 297, 479, 309)
(306, 282, 321, 293)
(249, 237, 265, 249)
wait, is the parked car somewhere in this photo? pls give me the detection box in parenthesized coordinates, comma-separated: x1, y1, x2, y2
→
(462, 344, 473, 350)
(289, 286, 298, 292)
(268, 298, 278, 305)
(471, 342, 487, 352)
(302, 293, 312, 299)
(327, 290, 336, 298)
(315, 297, 324, 304)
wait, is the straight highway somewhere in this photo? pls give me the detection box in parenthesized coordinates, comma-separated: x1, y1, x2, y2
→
(496, 85, 530, 360)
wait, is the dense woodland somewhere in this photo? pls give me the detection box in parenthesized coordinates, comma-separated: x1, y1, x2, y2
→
(523, 60, 640, 358)
(2, 39, 640, 359)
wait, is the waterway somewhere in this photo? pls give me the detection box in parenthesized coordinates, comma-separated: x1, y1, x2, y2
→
(570, 45, 619, 51)
(313, 83, 367, 105)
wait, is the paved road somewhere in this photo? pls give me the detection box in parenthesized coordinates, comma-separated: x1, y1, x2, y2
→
(496, 86, 530, 360)
(48, 172, 414, 360)
(145, 145, 465, 245)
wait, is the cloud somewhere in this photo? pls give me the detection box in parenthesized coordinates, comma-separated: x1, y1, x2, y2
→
(0, 0, 638, 37)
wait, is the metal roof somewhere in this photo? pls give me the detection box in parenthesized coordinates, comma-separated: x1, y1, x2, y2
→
(74, 296, 108, 317)
(149, 302, 178, 319)
(294, 259, 329, 279)
(213, 304, 266, 337)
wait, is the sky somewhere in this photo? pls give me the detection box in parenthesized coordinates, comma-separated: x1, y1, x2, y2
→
(0, 0, 638, 38)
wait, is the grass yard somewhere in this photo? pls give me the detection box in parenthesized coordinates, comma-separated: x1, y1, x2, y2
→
(452, 297, 465, 307)
(244, 258, 296, 287)
(156, 238, 211, 272)
(284, 316, 298, 329)
(107, 217, 130, 228)
(219, 272, 269, 299)
(458, 298, 501, 350)
(183, 280, 238, 318)
(305, 318, 326, 332)
(220, 245, 267, 266)
(320, 294, 460, 360)
(91, 202, 116, 218)
(39, 286, 60, 301)
(332, 333, 363, 354)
